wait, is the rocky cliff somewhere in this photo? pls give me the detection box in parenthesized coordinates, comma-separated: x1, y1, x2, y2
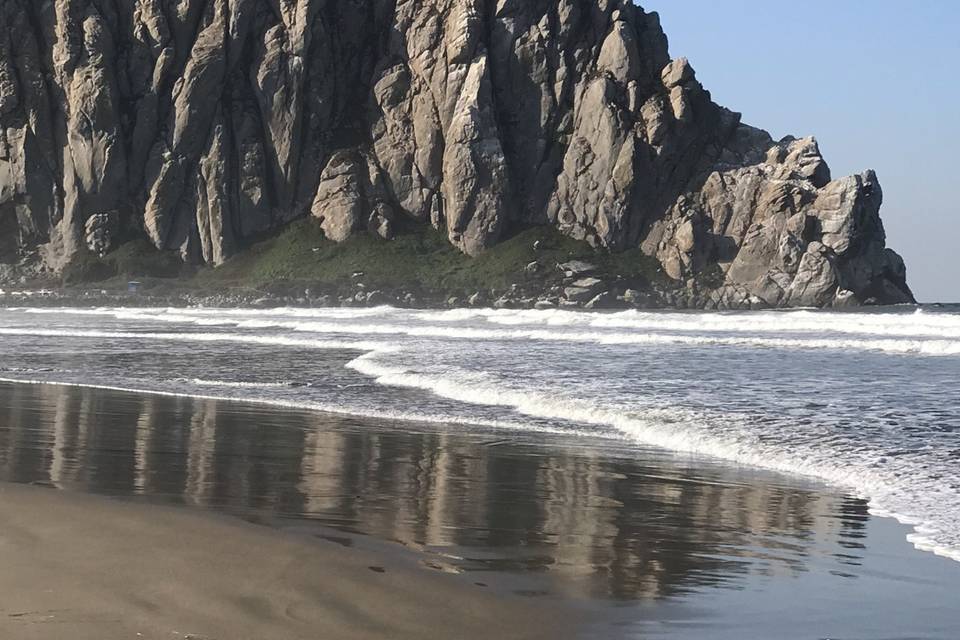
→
(0, 0, 913, 307)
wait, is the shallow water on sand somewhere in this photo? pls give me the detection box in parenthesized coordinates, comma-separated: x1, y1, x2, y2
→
(0, 381, 958, 639)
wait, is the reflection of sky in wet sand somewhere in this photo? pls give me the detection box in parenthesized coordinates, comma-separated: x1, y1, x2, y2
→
(0, 381, 871, 602)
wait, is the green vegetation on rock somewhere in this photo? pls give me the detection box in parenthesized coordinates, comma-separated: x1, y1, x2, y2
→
(61, 239, 184, 286)
(62, 219, 672, 302)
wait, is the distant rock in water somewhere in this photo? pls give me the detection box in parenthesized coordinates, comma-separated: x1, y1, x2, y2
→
(0, 0, 913, 307)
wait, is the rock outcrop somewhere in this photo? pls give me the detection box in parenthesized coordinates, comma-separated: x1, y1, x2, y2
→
(0, 0, 913, 307)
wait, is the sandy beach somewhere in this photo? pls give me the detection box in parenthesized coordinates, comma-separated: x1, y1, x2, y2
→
(0, 483, 569, 640)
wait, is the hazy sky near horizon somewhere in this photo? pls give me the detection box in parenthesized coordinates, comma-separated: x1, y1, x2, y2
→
(650, 1, 959, 302)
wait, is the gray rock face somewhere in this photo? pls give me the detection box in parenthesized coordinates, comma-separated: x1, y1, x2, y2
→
(310, 150, 395, 243)
(0, 0, 912, 306)
(84, 211, 120, 257)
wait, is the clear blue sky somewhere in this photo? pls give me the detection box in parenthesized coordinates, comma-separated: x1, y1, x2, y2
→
(650, 1, 960, 302)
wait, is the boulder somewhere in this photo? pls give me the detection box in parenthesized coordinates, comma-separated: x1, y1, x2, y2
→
(585, 291, 616, 310)
(563, 287, 596, 304)
(570, 277, 605, 292)
(565, 277, 606, 303)
(558, 261, 599, 276)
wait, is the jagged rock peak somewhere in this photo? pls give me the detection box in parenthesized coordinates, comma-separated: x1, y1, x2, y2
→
(0, 0, 912, 307)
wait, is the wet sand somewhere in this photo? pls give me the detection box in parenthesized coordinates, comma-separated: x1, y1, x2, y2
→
(1, 380, 959, 639)
(0, 483, 569, 640)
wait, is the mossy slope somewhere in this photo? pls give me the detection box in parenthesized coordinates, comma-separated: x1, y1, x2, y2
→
(63, 219, 670, 299)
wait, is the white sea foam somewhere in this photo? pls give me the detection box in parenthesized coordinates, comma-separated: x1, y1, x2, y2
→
(22, 304, 960, 340)
(426, 307, 960, 339)
(175, 378, 296, 389)
(13, 309, 960, 356)
(0, 327, 391, 354)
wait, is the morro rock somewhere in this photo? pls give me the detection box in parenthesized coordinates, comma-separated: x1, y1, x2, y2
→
(0, 0, 913, 307)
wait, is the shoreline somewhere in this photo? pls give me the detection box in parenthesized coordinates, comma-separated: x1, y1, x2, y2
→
(0, 376, 581, 439)
(2, 296, 959, 569)
(2, 375, 958, 567)
(0, 483, 573, 640)
(0, 285, 936, 317)
(0, 378, 959, 638)
(1, 363, 958, 567)
(0, 284, 705, 311)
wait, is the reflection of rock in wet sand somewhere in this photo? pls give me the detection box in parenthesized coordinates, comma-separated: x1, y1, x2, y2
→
(0, 381, 868, 601)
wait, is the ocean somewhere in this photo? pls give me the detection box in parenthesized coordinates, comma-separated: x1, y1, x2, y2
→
(0, 304, 958, 564)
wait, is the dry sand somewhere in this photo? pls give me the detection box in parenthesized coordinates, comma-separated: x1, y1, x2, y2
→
(0, 484, 572, 640)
